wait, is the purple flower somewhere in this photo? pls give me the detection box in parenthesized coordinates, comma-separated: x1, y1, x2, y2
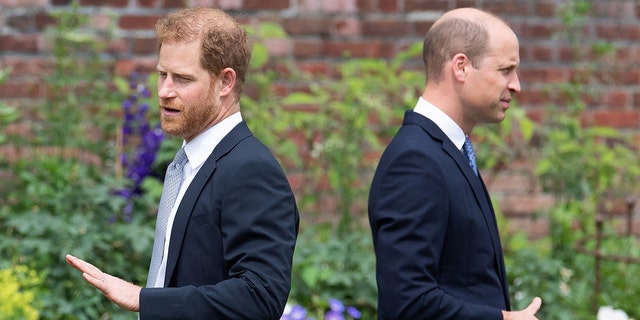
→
(346, 306, 361, 319)
(290, 304, 307, 320)
(325, 310, 344, 320)
(113, 72, 164, 222)
(328, 299, 345, 313)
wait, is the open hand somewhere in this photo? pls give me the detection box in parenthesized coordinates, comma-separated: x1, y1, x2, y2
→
(66, 254, 142, 312)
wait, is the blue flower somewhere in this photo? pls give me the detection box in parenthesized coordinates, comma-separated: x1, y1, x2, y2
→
(346, 306, 361, 319)
(328, 298, 345, 313)
(290, 304, 307, 320)
(325, 310, 344, 320)
(114, 72, 164, 222)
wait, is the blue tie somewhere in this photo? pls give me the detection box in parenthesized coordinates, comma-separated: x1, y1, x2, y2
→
(462, 136, 478, 176)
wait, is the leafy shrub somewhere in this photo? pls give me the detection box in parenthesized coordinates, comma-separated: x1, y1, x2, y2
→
(0, 265, 41, 320)
(0, 155, 155, 319)
(0, 67, 18, 146)
(289, 225, 377, 318)
(0, 2, 160, 319)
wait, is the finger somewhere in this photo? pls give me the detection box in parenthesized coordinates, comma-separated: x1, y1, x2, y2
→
(82, 271, 107, 291)
(525, 297, 542, 314)
(66, 254, 104, 281)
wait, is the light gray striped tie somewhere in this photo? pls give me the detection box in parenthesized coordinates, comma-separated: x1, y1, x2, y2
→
(146, 147, 188, 287)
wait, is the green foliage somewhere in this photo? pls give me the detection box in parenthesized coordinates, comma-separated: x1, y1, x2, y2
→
(0, 156, 155, 319)
(280, 49, 422, 232)
(35, 0, 122, 159)
(505, 0, 640, 317)
(0, 67, 19, 146)
(0, 265, 41, 320)
(290, 225, 377, 319)
(245, 22, 423, 232)
(474, 101, 535, 172)
(0, 1, 156, 319)
(2, 2, 638, 318)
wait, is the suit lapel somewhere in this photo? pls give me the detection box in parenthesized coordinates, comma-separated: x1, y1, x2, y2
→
(163, 122, 253, 286)
(406, 111, 510, 302)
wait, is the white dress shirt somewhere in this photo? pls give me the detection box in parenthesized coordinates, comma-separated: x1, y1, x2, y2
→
(152, 112, 243, 288)
(413, 97, 466, 150)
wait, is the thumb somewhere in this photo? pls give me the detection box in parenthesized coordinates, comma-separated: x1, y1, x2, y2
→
(524, 297, 542, 314)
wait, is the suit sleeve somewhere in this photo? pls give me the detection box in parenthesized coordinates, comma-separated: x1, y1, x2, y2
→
(140, 154, 299, 319)
(368, 145, 502, 320)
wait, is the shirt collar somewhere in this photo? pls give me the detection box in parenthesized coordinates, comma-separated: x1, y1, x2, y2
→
(413, 97, 466, 150)
(182, 112, 243, 169)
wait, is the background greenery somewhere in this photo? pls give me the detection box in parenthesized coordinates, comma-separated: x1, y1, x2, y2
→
(0, 0, 639, 319)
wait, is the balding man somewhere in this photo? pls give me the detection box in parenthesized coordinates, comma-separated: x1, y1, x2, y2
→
(369, 7, 541, 320)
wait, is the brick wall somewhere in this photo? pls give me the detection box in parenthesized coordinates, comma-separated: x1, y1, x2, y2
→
(2, 0, 640, 237)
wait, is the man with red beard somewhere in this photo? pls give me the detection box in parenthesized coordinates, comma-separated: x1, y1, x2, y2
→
(67, 7, 299, 319)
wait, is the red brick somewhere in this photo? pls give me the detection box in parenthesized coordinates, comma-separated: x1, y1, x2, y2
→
(633, 93, 640, 107)
(531, 45, 553, 62)
(603, 90, 630, 109)
(0, 35, 40, 53)
(362, 18, 410, 37)
(80, 0, 128, 6)
(356, 0, 374, 12)
(297, 61, 333, 76)
(0, 81, 45, 99)
(520, 23, 558, 39)
(593, 1, 635, 19)
(518, 66, 567, 83)
(107, 38, 129, 54)
(283, 17, 330, 36)
(484, 1, 531, 15)
(322, 0, 357, 13)
(405, 0, 448, 11)
(558, 45, 575, 62)
(34, 12, 56, 30)
(293, 40, 324, 59)
(592, 110, 639, 128)
(118, 15, 162, 30)
(597, 24, 640, 41)
(534, 1, 556, 17)
(332, 17, 361, 37)
(115, 58, 158, 76)
(324, 40, 392, 58)
(0, 56, 51, 78)
(456, 1, 478, 8)
(6, 14, 33, 32)
(0, 0, 47, 6)
(139, 0, 159, 7)
(378, 0, 398, 13)
(163, 0, 186, 8)
(264, 38, 292, 57)
(216, 0, 242, 9)
(606, 69, 640, 86)
(133, 38, 158, 55)
(615, 47, 633, 62)
(499, 194, 554, 216)
(244, 0, 289, 10)
(517, 88, 550, 106)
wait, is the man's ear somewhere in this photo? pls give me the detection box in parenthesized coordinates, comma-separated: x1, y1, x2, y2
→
(451, 53, 469, 82)
(218, 67, 236, 97)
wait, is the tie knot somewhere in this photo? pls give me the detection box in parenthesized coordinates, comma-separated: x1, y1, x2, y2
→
(172, 147, 188, 168)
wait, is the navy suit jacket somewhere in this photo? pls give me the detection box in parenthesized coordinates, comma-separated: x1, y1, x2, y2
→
(368, 111, 510, 319)
(139, 122, 299, 319)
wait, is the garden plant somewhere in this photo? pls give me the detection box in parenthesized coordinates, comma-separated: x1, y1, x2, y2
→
(0, 0, 638, 319)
